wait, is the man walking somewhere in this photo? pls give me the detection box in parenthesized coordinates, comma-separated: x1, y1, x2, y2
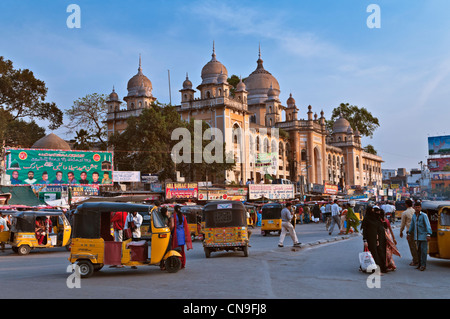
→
(407, 201, 432, 271)
(278, 203, 300, 247)
(328, 200, 341, 235)
(399, 199, 419, 266)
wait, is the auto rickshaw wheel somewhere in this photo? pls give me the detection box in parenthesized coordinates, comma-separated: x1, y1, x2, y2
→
(165, 256, 181, 273)
(204, 247, 211, 258)
(243, 246, 249, 257)
(17, 245, 31, 256)
(77, 260, 94, 278)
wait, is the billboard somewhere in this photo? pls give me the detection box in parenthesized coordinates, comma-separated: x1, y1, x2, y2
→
(5, 148, 113, 186)
(428, 135, 450, 155)
(255, 152, 278, 175)
(431, 172, 450, 180)
(248, 184, 294, 200)
(427, 158, 450, 172)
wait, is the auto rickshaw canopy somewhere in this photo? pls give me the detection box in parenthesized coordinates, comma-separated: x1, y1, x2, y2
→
(73, 202, 152, 239)
(203, 201, 246, 228)
(0, 210, 66, 233)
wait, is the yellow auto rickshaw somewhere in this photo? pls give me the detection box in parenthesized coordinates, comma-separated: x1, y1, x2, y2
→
(181, 205, 203, 241)
(422, 201, 450, 259)
(0, 210, 71, 255)
(261, 203, 282, 236)
(202, 201, 249, 258)
(68, 202, 182, 278)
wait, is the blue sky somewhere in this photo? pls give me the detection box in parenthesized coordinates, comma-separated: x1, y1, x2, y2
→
(1, 0, 450, 171)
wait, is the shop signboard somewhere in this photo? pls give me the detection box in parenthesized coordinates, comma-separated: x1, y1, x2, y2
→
(165, 183, 198, 199)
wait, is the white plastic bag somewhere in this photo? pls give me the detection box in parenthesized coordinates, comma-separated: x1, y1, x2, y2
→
(359, 249, 377, 273)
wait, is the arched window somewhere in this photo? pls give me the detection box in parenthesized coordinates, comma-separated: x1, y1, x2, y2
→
(301, 149, 307, 161)
(206, 91, 211, 98)
(356, 156, 360, 169)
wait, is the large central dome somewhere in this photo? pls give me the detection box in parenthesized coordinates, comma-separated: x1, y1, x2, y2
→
(201, 43, 228, 85)
(127, 55, 152, 97)
(244, 49, 280, 105)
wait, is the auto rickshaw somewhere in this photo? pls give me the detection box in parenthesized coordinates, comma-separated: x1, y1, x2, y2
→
(202, 201, 249, 258)
(261, 203, 282, 236)
(394, 200, 407, 221)
(421, 201, 450, 259)
(181, 205, 203, 240)
(68, 202, 182, 278)
(0, 210, 71, 255)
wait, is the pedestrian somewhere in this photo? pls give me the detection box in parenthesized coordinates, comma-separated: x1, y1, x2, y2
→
(320, 204, 325, 222)
(399, 199, 419, 266)
(328, 200, 341, 235)
(278, 203, 300, 247)
(339, 204, 348, 234)
(380, 210, 401, 271)
(256, 209, 262, 227)
(124, 211, 143, 241)
(0, 213, 10, 252)
(407, 201, 432, 271)
(345, 201, 360, 234)
(171, 205, 193, 269)
(361, 205, 388, 273)
(111, 211, 127, 242)
(298, 205, 304, 224)
(303, 205, 310, 224)
(324, 201, 332, 224)
(312, 203, 321, 223)
(124, 211, 143, 269)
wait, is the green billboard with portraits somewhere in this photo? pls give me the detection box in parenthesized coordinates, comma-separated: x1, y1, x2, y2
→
(5, 148, 113, 186)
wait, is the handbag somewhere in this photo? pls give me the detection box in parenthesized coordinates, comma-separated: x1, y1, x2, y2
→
(359, 246, 377, 273)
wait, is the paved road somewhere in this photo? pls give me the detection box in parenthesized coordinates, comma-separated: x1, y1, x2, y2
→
(1, 220, 449, 300)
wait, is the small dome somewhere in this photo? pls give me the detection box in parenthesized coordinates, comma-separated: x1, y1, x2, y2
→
(333, 116, 351, 133)
(201, 43, 228, 85)
(182, 73, 193, 89)
(236, 77, 246, 92)
(32, 133, 71, 150)
(109, 87, 119, 101)
(286, 93, 295, 106)
(217, 69, 228, 84)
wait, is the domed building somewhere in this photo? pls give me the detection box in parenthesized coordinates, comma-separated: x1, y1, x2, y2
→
(32, 133, 71, 150)
(174, 43, 383, 190)
(105, 45, 383, 190)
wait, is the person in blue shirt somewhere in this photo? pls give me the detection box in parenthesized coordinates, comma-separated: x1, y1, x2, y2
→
(407, 201, 432, 271)
(52, 171, 66, 184)
(10, 170, 23, 185)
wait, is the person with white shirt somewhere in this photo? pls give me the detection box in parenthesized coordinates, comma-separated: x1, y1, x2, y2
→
(0, 213, 10, 252)
(328, 200, 342, 235)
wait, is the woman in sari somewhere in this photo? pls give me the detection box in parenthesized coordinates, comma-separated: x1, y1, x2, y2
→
(380, 210, 401, 271)
(171, 205, 193, 269)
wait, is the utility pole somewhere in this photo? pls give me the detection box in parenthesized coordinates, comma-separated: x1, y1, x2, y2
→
(168, 69, 172, 105)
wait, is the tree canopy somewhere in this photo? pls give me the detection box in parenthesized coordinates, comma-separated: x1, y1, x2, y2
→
(327, 103, 380, 138)
(0, 56, 63, 130)
(65, 93, 108, 149)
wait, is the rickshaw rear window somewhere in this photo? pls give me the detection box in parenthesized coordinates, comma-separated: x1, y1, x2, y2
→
(441, 208, 450, 226)
(262, 208, 281, 220)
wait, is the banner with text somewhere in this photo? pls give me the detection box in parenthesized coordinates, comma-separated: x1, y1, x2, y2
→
(248, 184, 294, 200)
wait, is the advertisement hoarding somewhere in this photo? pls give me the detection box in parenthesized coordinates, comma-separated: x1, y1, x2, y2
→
(427, 158, 450, 172)
(5, 148, 113, 186)
(113, 171, 141, 182)
(248, 184, 294, 200)
(428, 135, 450, 155)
